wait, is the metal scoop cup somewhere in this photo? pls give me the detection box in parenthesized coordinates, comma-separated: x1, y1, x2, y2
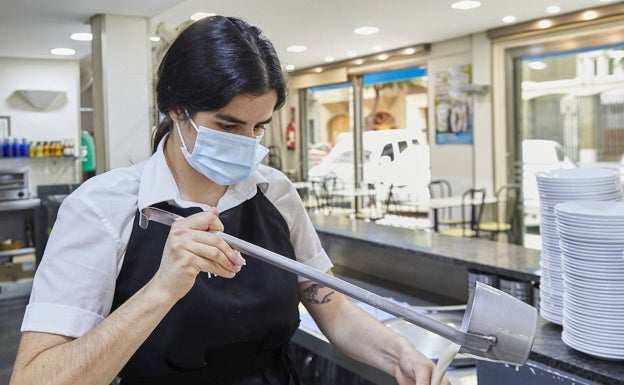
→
(459, 281, 537, 364)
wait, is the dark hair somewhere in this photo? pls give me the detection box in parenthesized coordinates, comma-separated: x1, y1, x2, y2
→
(152, 16, 287, 152)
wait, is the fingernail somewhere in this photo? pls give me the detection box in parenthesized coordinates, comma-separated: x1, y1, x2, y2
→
(236, 251, 246, 265)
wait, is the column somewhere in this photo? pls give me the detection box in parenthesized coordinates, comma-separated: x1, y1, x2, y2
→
(90, 14, 152, 173)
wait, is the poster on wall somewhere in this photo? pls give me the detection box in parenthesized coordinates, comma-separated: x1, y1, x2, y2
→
(434, 64, 473, 145)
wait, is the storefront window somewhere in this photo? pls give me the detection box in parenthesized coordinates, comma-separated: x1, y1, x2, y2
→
(516, 43, 624, 242)
(304, 67, 430, 219)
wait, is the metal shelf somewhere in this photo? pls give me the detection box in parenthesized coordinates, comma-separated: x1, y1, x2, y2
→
(0, 247, 36, 259)
(0, 198, 41, 212)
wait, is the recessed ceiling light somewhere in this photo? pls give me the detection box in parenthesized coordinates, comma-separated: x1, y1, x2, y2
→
(190, 12, 216, 21)
(450, 1, 482, 10)
(354, 26, 379, 35)
(537, 19, 553, 29)
(314, 67, 323, 73)
(528, 61, 547, 70)
(347, 50, 357, 57)
(149, 36, 161, 42)
(546, 6, 561, 14)
(70, 32, 92, 41)
(51, 48, 76, 56)
(324, 56, 335, 62)
(285, 64, 295, 72)
(378, 54, 389, 61)
(287, 45, 307, 53)
(582, 10, 598, 20)
(354, 59, 364, 65)
(502, 15, 516, 23)
(404, 48, 416, 55)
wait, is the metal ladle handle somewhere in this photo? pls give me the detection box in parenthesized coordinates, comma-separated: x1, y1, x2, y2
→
(216, 231, 495, 353)
(140, 207, 496, 353)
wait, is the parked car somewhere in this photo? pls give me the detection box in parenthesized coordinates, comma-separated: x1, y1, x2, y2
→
(307, 142, 333, 167)
(308, 129, 430, 199)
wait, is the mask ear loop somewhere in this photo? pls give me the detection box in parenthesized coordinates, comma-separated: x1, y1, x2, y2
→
(175, 108, 199, 151)
(175, 121, 190, 150)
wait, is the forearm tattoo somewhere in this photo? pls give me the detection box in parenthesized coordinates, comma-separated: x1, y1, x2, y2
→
(303, 283, 334, 304)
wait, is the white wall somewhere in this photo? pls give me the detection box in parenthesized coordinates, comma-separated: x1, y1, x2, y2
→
(0, 57, 80, 144)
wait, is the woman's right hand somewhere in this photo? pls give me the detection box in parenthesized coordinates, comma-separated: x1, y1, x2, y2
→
(153, 208, 246, 300)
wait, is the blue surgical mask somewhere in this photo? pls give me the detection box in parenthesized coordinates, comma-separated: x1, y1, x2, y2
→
(175, 117, 268, 186)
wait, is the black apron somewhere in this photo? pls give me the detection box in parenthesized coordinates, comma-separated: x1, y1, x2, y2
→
(112, 190, 301, 385)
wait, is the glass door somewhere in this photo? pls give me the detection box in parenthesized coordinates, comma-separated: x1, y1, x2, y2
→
(305, 83, 355, 214)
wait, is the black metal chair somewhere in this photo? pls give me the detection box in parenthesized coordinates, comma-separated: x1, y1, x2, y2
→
(428, 179, 468, 229)
(438, 188, 486, 237)
(477, 184, 521, 242)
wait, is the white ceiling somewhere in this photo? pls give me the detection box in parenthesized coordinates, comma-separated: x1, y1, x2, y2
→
(0, 0, 621, 71)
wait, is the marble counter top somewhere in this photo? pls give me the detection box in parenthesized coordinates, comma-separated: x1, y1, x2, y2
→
(529, 317, 624, 385)
(310, 213, 541, 281)
(308, 213, 623, 385)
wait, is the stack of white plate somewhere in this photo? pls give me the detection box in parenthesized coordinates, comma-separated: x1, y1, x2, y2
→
(535, 168, 622, 325)
(554, 200, 624, 360)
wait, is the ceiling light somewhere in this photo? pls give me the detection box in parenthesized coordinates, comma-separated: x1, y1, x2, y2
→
(190, 12, 216, 21)
(314, 67, 323, 73)
(354, 59, 364, 65)
(582, 10, 598, 20)
(502, 15, 516, 23)
(287, 45, 307, 53)
(450, 1, 482, 10)
(149, 36, 161, 42)
(285, 64, 295, 72)
(546, 6, 561, 14)
(378, 54, 389, 61)
(70, 32, 92, 41)
(50, 48, 76, 56)
(354, 26, 379, 35)
(324, 56, 335, 62)
(537, 19, 553, 29)
(528, 61, 547, 70)
(347, 50, 357, 57)
(404, 48, 416, 55)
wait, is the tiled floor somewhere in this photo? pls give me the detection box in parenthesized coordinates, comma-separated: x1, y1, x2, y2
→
(0, 297, 27, 385)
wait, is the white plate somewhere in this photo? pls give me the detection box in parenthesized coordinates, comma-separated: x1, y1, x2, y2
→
(555, 200, 624, 218)
(536, 167, 618, 181)
(562, 332, 624, 360)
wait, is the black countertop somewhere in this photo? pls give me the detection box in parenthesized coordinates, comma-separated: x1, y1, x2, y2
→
(309, 213, 623, 385)
(530, 318, 624, 385)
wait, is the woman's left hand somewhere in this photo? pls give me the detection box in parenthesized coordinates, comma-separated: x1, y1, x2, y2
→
(393, 348, 451, 385)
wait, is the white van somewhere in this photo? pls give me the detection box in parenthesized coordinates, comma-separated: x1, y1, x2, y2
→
(308, 129, 430, 191)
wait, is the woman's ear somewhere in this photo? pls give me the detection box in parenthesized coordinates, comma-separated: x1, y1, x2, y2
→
(168, 107, 185, 122)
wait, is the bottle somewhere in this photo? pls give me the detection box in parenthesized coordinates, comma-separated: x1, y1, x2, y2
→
(34, 141, 43, 157)
(20, 138, 29, 157)
(11, 138, 20, 157)
(28, 141, 36, 157)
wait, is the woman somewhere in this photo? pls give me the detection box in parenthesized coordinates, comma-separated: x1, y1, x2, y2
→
(10, 16, 450, 385)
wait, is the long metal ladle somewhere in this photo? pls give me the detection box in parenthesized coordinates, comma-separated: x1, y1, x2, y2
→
(139, 207, 497, 356)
